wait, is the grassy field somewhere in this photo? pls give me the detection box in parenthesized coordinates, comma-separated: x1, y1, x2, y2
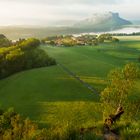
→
(42, 41, 139, 90)
(116, 36, 140, 41)
(0, 39, 140, 129)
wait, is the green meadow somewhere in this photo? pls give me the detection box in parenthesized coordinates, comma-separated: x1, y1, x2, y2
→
(0, 39, 140, 130)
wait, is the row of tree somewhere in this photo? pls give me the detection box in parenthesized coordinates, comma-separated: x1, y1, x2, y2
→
(0, 38, 56, 79)
(110, 32, 140, 36)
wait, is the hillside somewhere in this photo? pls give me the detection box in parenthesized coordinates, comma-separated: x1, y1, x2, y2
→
(0, 40, 140, 123)
(74, 12, 132, 31)
(0, 39, 140, 139)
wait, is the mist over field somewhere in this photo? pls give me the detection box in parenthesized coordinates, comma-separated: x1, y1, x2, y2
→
(0, 0, 139, 39)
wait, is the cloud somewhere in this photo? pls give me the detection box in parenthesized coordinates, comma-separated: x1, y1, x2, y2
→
(1, 0, 120, 6)
(0, 0, 139, 25)
(37, 0, 119, 5)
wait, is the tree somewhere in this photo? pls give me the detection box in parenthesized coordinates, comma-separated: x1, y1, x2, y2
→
(111, 37, 119, 42)
(101, 63, 140, 119)
(0, 34, 11, 47)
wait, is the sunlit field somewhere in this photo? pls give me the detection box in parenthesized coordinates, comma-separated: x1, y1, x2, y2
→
(116, 36, 140, 41)
(0, 40, 140, 131)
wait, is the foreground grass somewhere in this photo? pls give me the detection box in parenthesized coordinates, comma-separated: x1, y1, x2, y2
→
(0, 66, 99, 127)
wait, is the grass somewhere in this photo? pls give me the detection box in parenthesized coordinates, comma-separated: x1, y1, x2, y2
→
(0, 66, 99, 127)
(42, 41, 140, 90)
(116, 36, 140, 41)
(0, 39, 140, 134)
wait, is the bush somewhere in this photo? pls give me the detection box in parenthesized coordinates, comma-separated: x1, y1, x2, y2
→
(101, 63, 140, 119)
(0, 108, 49, 140)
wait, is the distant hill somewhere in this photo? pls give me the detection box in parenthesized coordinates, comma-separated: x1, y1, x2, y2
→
(74, 12, 132, 31)
(0, 12, 133, 39)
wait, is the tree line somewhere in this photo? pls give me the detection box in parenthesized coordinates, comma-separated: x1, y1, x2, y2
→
(110, 32, 140, 36)
(0, 38, 56, 79)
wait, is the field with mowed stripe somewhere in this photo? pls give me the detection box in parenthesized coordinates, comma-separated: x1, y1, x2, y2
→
(0, 39, 140, 128)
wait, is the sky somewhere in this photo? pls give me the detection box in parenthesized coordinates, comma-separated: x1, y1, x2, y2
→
(0, 0, 139, 26)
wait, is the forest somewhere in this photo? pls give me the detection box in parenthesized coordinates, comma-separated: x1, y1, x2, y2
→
(0, 35, 56, 79)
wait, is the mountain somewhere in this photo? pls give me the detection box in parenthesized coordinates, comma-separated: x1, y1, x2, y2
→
(0, 12, 133, 39)
(74, 12, 132, 31)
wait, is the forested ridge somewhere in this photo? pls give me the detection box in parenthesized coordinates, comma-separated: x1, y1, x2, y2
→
(0, 36, 56, 79)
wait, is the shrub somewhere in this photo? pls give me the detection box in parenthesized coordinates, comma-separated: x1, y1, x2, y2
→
(101, 63, 140, 119)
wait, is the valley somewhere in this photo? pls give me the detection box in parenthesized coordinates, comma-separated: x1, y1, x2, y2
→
(0, 39, 139, 132)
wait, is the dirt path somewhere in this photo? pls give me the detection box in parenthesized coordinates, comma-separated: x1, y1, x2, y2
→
(58, 63, 99, 95)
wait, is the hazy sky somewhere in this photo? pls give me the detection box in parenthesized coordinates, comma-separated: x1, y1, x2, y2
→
(0, 0, 139, 26)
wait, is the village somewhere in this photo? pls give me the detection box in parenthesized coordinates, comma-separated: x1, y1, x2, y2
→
(42, 34, 119, 47)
